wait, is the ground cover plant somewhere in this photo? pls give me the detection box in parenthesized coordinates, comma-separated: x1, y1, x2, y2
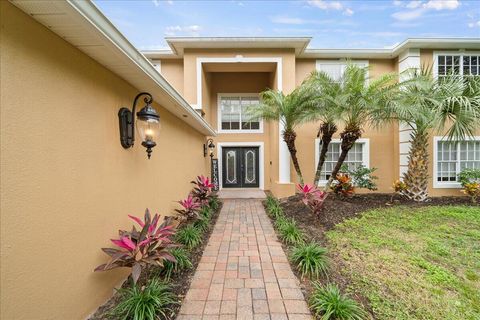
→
(290, 242, 329, 279)
(327, 205, 480, 320)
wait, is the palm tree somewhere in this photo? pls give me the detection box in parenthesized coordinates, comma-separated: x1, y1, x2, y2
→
(325, 63, 398, 188)
(248, 86, 316, 184)
(302, 71, 342, 186)
(386, 67, 480, 201)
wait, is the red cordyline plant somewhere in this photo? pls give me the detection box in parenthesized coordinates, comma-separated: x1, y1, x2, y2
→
(95, 209, 177, 284)
(175, 194, 201, 220)
(191, 175, 215, 205)
(297, 183, 328, 216)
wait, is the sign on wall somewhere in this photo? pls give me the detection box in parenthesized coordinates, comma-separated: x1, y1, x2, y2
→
(211, 159, 219, 191)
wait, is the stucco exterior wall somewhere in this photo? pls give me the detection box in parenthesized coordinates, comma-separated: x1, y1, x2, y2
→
(0, 3, 208, 319)
(158, 59, 184, 95)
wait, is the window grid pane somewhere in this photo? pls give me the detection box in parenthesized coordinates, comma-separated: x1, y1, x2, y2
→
(437, 140, 480, 182)
(320, 142, 364, 181)
(220, 96, 260, 131)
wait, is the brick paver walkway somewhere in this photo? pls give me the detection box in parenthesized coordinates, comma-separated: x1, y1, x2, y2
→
(178, 199, 312, 320)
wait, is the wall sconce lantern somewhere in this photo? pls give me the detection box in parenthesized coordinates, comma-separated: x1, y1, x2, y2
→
(204, 139, 215, 158)
(118, 92, 160, 159)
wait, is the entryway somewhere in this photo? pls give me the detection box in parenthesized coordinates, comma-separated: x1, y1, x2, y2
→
(222, 147, 260, 188)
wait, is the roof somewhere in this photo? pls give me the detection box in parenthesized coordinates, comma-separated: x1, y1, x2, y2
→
(10, 0, 216, 136)
(143, 37, 480, 60)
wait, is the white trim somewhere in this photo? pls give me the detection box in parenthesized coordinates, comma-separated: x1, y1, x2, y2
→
(433, 51, 480, 79)
(217, 142, 265, 190)
(216, 93, 263, 134)
(433, 136, 480, 189)
(314, 138, 370, 186)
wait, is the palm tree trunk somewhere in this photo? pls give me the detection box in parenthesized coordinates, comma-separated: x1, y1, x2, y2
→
(403, 130, 429, 202)
(313, 122, 337, 186)
(283, 129, 304, 185)
(325, 127, 362, 189)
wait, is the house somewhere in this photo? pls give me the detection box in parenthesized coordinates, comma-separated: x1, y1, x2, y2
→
(0, 0, 478, 319)
(143, 37, 480, 197)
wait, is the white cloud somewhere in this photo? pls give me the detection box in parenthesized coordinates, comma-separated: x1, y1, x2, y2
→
(468, 20, 480, 28)
(406, 1, 422, 8)
(343, 8, 354, 16)
(152, 0, 173, 6)
(164, 25, 201, 36)
(307, 0, 354, 16)
(391, 0, 460, 21)
(271, 16, 306, 25)
(423, 0, 460, 10)
(393, 0, 403, 6)
(392, 8, 425, 21)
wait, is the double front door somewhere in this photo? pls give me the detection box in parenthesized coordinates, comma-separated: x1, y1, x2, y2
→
(222, 147, 259, 188)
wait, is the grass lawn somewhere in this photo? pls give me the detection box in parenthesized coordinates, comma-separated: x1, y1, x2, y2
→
(326, 206, 480, 320)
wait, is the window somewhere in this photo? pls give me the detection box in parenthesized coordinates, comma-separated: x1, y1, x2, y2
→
(218, 95, 262, 133)
(434, 137, 480, 188)
(314, 138, 370, 184)
(316, 60, 369, 82)
(435, 53, 480, 79)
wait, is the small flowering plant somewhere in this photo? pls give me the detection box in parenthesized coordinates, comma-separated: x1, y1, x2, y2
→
(330, 173, 355, 197)
(175, 194, 202, 220)
(94, 209, 177, 284)
(462, 182, 480, 203)
(191, 175, 215, 205)
(297, 183, 328, 216)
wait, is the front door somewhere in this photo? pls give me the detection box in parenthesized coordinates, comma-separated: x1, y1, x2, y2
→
(222, 147, 260, 188)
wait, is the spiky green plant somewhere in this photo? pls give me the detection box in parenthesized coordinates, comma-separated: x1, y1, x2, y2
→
(194, 216, 210, 233)
(208, 196, 220, 211)
(199, 206, 212, 219)
(175, 225, 202, 250)
(277, 219, 304, 246)
(160, 248, 193, 280)
(309, 283, 366, 320)
(290, 242, 329, 279)
(110, 278, 177, 320)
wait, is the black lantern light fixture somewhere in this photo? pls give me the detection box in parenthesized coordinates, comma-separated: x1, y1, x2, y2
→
(118, 92, 160, 159)
(204, 138, 215, 158)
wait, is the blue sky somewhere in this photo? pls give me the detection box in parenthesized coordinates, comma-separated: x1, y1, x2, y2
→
(94, 0, 480, 50)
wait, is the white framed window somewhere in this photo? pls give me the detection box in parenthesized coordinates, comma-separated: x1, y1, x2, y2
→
(314, 138, 370, 185)
(316, 60, 369, 82)
(433, 136, 480, 188)
(433, 52, 480, 79)
(217, 94, 263, 133)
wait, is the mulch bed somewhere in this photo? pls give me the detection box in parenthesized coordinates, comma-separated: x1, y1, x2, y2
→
(89, 202, 222, 320)
(265, 192, 477, 319)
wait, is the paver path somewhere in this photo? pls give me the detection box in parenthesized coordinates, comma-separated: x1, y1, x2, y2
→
(178, 199, 312, 320)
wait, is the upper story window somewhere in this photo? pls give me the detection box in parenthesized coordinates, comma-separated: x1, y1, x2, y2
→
(314, 138, 370, 185)
(434, 137, 480, 188)
(316, 60, 369, 82)
(435, 53, 479, 79)
(218, 94, 262, 133)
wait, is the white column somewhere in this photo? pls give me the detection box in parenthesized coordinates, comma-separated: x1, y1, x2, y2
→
(278, 121, 291, 183)
(398, 48, 420, 177)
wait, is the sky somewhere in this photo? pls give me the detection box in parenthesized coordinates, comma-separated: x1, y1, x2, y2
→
(94, 0, 480, 50)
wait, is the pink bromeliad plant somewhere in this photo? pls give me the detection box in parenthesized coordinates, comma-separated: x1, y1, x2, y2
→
(95, 209, 177, 284)
(175, 194, 201, 220)
(297, 183, 328, 216)
(191, 175, 215, 205)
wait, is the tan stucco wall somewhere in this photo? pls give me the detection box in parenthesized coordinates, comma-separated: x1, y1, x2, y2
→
(159, 59, 184, 95)
(0, 3, 208, 319)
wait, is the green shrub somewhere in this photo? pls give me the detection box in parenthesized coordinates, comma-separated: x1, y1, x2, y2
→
(199, 206, 212, 219)
(309, 283, 366, 320)
(266, 195, 284, 219)
(266, 194, 278, 207)
(110, 278, 177, 320)
(194, 216, 210, 232)
(175, 225, 202, 249)
(209, 196, 220, 211)
(458, 168, 480, 186)
(277, 219, 304, 245)
(290, 243, 329, 278)
(340, 164, 378, 191)
(161, 248, 193, 280)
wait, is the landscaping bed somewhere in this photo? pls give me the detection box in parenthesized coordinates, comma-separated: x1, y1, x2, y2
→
(89, 201, 222, 320)
(266, 193, 479, 319)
